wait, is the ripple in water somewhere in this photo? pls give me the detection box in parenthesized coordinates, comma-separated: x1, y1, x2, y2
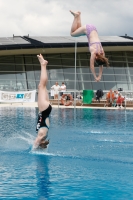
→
(0, 107, 133, 199)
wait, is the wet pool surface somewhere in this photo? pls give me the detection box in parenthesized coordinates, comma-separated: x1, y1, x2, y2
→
(0, 107, 133, 200)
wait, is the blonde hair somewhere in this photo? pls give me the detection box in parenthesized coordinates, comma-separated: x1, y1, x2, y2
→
(96, 54, 109, 67)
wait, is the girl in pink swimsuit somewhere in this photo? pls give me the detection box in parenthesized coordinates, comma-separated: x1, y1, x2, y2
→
(70, 10, 109, 82)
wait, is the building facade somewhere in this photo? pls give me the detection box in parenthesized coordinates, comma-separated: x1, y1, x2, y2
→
(0, 35, 133, 92)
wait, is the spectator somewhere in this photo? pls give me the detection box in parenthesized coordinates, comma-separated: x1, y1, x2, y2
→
(106, 89, 115, 107)
(113, 90, 119, 107)
(50, 88, 54, 99)
(116, 93, 125, 108)
(96, 89, 104, 102)
(51, 82, 60, 99)
(60, 82, 66, 96)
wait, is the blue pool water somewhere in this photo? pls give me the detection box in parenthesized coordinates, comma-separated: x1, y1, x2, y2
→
(0, 107, 133, 200)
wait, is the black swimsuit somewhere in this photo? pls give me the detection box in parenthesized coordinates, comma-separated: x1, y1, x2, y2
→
(36, 104, 52, 133)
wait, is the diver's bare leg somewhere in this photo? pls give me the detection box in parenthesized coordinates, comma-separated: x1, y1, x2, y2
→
(70, 10, 86, 37)
(37, 54, 49, 111)
(70, 11, 81, 31)
(33, 54, 50, 149)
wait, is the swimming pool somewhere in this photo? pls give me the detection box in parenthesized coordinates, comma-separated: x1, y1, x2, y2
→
(0, 107, 133, 200)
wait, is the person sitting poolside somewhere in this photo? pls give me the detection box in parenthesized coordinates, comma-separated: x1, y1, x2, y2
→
(112, 90, 119, 107)
(116, 93, 125, 108)
(106, 89, 115, 107)
(95, 89, 104, 102)
(70, 10, 109, 82)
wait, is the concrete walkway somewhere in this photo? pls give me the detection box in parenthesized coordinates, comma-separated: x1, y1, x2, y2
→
(0, 102, 133, 110)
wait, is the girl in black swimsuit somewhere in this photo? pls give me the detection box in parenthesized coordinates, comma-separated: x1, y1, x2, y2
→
(34, 54, 52, 149)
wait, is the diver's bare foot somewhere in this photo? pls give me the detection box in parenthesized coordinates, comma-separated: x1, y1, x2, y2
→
(70, 10, 81, 17)
(37, 54, 48, 65)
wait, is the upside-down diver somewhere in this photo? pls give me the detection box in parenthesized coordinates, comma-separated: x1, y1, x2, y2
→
(70, 10, 109, 82)
(33, 54, 52, 149)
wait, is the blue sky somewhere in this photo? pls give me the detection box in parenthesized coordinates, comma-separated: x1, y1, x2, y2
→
(0, 0, 133, 37)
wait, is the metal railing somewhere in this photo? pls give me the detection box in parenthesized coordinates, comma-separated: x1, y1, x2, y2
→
(0, 88, 132, 109)
(48, 89, 133, 109)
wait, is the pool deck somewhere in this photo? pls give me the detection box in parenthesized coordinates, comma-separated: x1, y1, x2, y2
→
(0, 102, 133, 110)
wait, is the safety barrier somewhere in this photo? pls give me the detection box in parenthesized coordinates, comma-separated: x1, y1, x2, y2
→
(1, 89, 132, 109)
(88, 91, 133, 108)
(0, 90, 36, 103)
(49, 90, 133, 109)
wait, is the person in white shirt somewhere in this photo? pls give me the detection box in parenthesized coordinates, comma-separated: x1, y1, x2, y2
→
(50, 88, 54, 99)
(51, 82, 60, 99)
(114, 90, 119, 99)
(60, 82, 66, 96)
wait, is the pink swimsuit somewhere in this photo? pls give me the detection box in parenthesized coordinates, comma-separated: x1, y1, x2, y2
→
(86, 24, 103, 54)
